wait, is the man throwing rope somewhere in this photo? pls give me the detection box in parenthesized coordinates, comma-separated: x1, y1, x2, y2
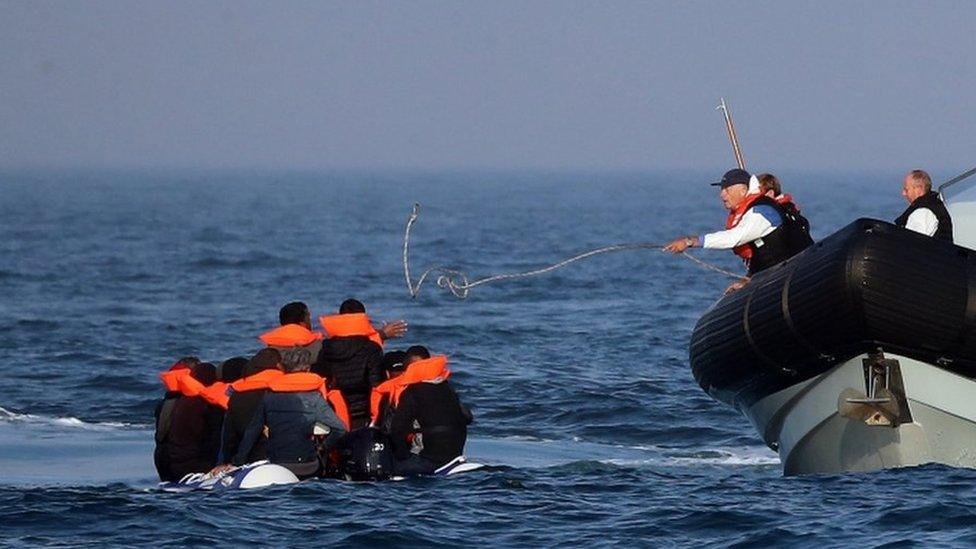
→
(664, 168, 813, 292)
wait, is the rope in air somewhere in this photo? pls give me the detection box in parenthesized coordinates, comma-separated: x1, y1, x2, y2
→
(403, 203, 745, 299)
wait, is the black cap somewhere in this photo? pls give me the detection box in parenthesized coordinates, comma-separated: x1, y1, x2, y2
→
(383, 350, 407, 373)
(711, 168, 751, 188)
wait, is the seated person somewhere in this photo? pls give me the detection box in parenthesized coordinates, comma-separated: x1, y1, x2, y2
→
(370, 350, 408, 432)
(199, 356, 249, 410)
(219, 348, 283, 465)
(230, 348, 347, 480)
(895, 169, 953, 242)
(313, 299, 407, 430)
(154, 360, 224, 482)
(385, 346, 473, 476)
(756, 172, 811, 236)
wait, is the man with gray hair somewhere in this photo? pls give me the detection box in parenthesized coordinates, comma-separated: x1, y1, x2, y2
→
(895, 169, 954, 242)
(227, 347, 347, 479)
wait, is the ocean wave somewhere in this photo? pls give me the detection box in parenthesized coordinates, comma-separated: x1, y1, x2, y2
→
(655, 446, 780, 467)
(0, 406, 145, 431)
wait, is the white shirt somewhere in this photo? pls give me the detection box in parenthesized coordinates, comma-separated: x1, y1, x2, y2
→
(701, 206, 778, 249)
(905, 207, 939, 237)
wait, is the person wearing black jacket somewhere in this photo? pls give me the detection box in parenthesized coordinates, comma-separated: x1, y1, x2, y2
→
(389, 346, 472, 476)
(219, 348, 282, 465)
(313, 299, 406, 430)
(154, 361, 224, 482)
(895, 169, 954, 242)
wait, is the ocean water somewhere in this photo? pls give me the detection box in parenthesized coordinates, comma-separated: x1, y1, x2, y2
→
(2, 169, 972, 547)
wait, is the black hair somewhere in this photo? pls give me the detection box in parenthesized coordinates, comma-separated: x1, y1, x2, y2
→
(245, 348, 281, 377)
(218, 357, 248, 383)
(279, 301, 310, 326)
(190, 362, 217, 386)
(404, 345, 430, 365)
(339, 298, 366, 314)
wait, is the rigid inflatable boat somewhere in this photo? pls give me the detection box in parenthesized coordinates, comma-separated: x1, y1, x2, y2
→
(690, 172, 976, 475)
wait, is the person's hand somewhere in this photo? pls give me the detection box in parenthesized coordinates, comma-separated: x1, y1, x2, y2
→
(724, 279, 750, 295)
(663, 236, 697, 254)
(209, 464, 234, 476)
(380, 320, 408, 339)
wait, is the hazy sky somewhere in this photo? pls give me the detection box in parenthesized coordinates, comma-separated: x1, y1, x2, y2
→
(1, 1, 974, 172)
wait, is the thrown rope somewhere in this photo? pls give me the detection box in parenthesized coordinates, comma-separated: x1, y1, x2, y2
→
(403, 203, 745, 299)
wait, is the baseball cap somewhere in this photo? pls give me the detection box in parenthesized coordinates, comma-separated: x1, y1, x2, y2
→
(711, 168, 751, 188)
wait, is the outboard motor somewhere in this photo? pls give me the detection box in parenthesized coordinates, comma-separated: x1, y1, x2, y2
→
(338, 427, 395, 481)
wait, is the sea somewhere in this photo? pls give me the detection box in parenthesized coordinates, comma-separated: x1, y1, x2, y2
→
(2, 169, 974, 547)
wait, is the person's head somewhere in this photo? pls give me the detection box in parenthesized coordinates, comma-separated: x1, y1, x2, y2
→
(279, 301, 311, 329)
(712, 169, 752, 210)
(757, 173, 781, 198)
(403, 345, 431, 367)
(174, 356, 201, 370)
(383, 350, 407, 379)
(280, 348, 312, 373)
(244, 348, 282, 376)
(190, 362, 217, 386)
(218, 357, 248, 383)
(339, 298, 366, 315)
(902, 170, 932, 204)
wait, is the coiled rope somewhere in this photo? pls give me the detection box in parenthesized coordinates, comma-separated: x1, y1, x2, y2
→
(403, 203, 745, 299)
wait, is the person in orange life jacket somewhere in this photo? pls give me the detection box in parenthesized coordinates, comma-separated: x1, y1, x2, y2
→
(313, 298, 408, 430)
(895, 169, 953, 242)
(230, 348, 347, 480)
(153, 360, 225, 482)
(757, 173, 812, 237)
(198, 356, 249, 410)
(386, 346, 473, 476)
(664, 168, 813, 292)
(217, 349, 284, 466)
(369, 350, 408, 431)
(260, 301, 325, 362)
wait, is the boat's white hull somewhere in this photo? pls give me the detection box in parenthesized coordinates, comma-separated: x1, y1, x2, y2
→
(746, 352, 976, 475)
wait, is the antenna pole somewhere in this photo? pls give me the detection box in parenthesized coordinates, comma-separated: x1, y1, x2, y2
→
(716, 98, 745, 169)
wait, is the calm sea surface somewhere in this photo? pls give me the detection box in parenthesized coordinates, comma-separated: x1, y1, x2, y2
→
(2, 169, 972, 547)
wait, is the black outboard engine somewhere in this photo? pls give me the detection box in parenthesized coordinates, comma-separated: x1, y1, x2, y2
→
(338, 428, 395, 481)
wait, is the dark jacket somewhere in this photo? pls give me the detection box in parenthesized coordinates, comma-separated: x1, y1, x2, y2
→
(154, 393, 224, 481)
(745, 196, 814, 275)
(312, 337, 384, 430)
(221, 389, 268, 464)
(389, 381, 471, 466)
(232, 390, 347, 467)
(895, 191, 954, 242)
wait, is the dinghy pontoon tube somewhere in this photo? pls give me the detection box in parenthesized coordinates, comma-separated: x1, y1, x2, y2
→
(690, 179, 976, 474)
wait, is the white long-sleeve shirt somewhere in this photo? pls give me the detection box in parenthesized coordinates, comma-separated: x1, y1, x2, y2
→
(904, 207, 939, 237)
(700, 204, 780, 249)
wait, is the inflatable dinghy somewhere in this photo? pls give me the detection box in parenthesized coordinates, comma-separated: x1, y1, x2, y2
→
(159, 456, 484, 492)
(158, 461, 300, 492)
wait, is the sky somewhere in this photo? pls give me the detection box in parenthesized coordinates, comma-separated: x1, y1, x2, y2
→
(1, 1, 974, 172)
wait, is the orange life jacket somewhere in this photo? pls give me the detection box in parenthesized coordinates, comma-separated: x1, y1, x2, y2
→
(258, 324, 324, 347)
(369, 356, 451, 423)
(158, 367, 210, 399)
(267, 372, 351, 431)
(725, 192, 767, 262)
(318, 313, 384, 349)
(159, 362, 190, 392)
(775, 193, 801, 211)
(199, 382, 231, 409)
(230, 369, 283, 393)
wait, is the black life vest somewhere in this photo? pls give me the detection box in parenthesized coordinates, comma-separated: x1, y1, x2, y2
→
(745, 196, 814, 275)
(894, 191, 954, 243)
